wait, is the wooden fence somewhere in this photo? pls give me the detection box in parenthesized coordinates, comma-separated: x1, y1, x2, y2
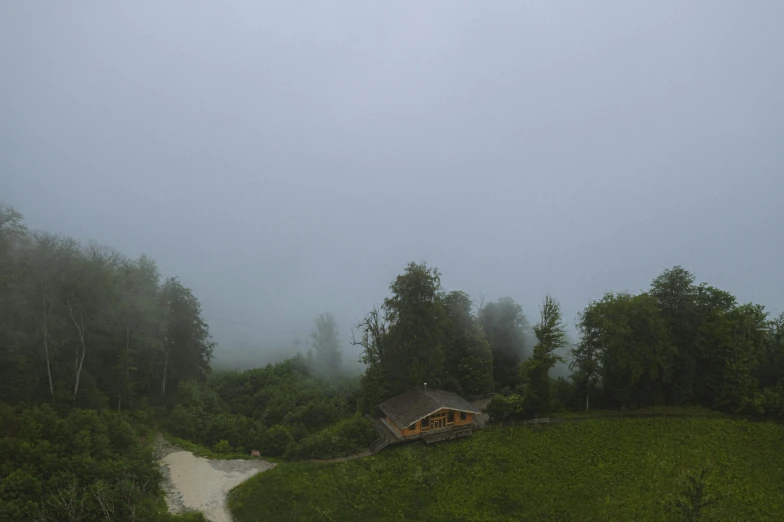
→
(487, 417, 552, 428)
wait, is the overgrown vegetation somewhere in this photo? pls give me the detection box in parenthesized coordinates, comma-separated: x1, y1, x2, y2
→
(229, 416, 784, 521)
(165, 358, 375, 458)
(0, 403, 204, 521)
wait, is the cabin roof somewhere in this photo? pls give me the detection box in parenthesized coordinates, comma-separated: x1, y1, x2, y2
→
(378, 387, 481, 428)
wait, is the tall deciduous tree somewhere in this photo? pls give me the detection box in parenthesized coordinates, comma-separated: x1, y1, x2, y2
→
(63, 244, 122, 404)
(353, 306, 390, 411)
(478, 297, 528, 390)
(382, 262, 446, 394)
(650, 266, 698, 404)
(310, 312, 342, 372)
(520, 295, 567, 412)
(442, 291, 494, 396)
(572, 301, 603, 410)
(159, 277, 213, 399)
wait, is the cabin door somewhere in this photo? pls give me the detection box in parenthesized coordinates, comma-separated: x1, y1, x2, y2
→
(431, 416, 445, 430)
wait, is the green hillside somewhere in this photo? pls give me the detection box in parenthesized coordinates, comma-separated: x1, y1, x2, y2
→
(229, 415, 784, 521)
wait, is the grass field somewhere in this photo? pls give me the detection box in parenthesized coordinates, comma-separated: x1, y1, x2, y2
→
(228, 415, 784, 521)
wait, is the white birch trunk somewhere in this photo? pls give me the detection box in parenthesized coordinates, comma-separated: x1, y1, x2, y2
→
(67, 298, 87, 403)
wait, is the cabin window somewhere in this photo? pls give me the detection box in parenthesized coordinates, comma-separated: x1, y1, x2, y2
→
(447, 411, 454, 422)
(421, 417, 429, 428)
(408, 422, 416, 431)
(460, 412, 466, 421)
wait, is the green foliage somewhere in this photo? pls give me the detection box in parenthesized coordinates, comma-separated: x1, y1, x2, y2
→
(383, 262, 447, 393)
(478, 297, 528, 389)
(310, 311, 342, 371)
(520, 295, 568, 412)
(574, 266, 782, 418)
(670, 464, 719, 521)
(0, 403, 179, 521)
(261, 425, 294, 457)
(166, 358, 363, 457)
(214, 439, 232, 454)
(442, 291, 494, 396)
(486, 393, 527, 421)
(357, 264, 500, 409)
(0, 205, 213, 409)
(163, 434, 257, 461)
(288, 413, 376, 459)
(229, 416, 784, 521)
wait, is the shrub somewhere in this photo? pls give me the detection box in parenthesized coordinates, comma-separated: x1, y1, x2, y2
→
(289, 413, 376, 459)
(261, 425, 294, 457)
(487, 394, 525, 422)
(0, 406, 166, 521)
(214, 439, 232, 454)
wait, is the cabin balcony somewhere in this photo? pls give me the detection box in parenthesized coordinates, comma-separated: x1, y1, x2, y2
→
(367, 414, 474, 446)
(421, 424, 473, 444)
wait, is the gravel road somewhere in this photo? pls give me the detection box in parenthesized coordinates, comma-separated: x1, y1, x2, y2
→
(156, 434, 276, 522)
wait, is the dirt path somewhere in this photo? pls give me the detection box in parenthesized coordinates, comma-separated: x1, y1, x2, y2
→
(307, 448, 373, 464)
(156, 434, 276, 522)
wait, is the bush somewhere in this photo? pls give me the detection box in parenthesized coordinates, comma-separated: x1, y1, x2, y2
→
(761, 386, 784, 417)
(487, 394, 526, 422)
(0, 405, 166, 521)
(289, 413, 376, 459)
(261, 425, 294, 457)
(214, 439, 232, 454)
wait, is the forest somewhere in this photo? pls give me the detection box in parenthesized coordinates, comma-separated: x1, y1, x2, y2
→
(1, 201, 783, 520)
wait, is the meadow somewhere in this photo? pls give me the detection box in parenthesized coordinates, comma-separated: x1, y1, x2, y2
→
(229, 415, 784, 521)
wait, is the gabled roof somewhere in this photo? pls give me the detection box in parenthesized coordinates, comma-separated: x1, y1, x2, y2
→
(378, 387, 481, 428)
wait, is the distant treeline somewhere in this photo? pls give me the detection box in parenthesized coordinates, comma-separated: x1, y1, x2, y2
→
(0, 204, 213, 409)
(568, 267, 784, 415)
(354, 262, 784, 420)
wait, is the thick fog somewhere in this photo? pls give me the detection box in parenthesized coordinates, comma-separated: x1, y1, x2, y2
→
(3, 2, 783, 369)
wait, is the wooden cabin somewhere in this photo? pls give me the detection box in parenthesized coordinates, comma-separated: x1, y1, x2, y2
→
(376, 386, 481, 443)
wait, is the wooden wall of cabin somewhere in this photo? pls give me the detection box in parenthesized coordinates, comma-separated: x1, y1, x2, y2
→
(391, 408, 474, 436)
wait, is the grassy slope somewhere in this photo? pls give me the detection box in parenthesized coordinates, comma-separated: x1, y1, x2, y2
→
(228, 416, 784, 521)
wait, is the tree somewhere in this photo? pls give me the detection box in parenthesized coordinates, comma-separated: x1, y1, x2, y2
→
(159, 277, 213, 398)
(711, 303, 767, 413)
(381, 262, 447, 394)
(576, 292, 673, 409)
(478, 297, 528, 390)
(757, 312, 784, 389)
(110, 255, 162, 410)
(572, 301, 603, 410)
(23, 234, 78, 401)
(310, 312, 342, 371)
(353, 306, 390, 411)
(441, 291, 493, 396)
(520, 295, 567, 412)
(62, 244, 122, 404)
(650, 266, 698, 404)
(0, 203, 214, 410)
(0, 204, 31, 402)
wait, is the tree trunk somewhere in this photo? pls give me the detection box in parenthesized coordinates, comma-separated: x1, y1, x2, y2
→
(161, 349, 168, 395)
(67, 298, 87, 403)
(42, 294, 54, 400)
(125, 326, 131, 409)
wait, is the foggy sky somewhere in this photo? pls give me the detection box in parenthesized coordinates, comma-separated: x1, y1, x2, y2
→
(3, 2, 783, 365)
